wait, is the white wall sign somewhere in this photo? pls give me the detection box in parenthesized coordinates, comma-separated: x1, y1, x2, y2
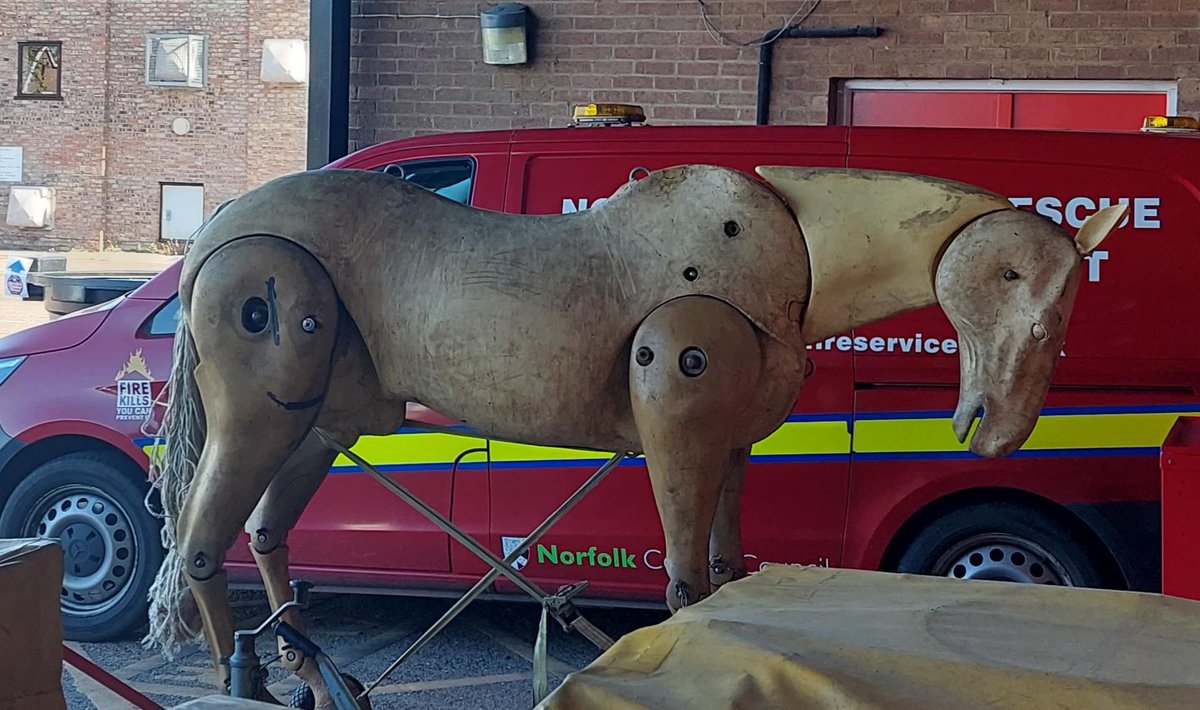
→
(0, 147, 22, 182)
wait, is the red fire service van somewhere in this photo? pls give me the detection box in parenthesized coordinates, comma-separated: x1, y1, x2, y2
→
(2, 108, 1198, 642)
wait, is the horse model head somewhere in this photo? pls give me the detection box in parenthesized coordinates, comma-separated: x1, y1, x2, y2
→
(755, 166, 1126, 460)
(937, 204, 1125, 457)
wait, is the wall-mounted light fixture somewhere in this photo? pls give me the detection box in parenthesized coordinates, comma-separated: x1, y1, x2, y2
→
(480, 4, 529, 65)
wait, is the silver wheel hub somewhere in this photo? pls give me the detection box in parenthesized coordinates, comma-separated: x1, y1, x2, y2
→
(934, 534, 1071, 586)
(28, 487, 136, 615)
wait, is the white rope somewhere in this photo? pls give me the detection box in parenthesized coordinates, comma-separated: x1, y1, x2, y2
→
(140, 309, 208, 659)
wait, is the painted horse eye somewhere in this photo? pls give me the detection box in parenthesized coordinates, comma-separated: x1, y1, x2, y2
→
(1004, 269, 1020, 281)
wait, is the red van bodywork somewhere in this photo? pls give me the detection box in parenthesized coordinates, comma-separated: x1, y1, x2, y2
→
(2, 123, 1197, 640)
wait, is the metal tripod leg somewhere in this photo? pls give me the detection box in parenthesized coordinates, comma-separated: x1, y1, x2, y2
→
(311, 428, 628, 700)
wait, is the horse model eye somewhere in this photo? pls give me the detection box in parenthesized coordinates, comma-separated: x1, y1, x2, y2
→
(1004, 269, 1020, 281)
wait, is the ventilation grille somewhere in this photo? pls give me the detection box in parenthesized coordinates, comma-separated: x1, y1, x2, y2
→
(145, 34, 207, 88)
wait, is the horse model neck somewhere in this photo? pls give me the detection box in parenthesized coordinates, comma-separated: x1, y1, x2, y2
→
(755, 167, 1015, 344)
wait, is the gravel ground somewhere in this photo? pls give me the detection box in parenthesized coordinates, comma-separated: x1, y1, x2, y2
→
(59, 589, 670, 709)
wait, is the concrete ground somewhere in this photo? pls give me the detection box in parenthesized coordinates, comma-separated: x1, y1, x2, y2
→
(0, 250, 178, 339)
(59, 590, 669, 709)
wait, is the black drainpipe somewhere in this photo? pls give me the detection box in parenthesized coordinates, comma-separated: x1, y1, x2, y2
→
(756, 25, 885, 126)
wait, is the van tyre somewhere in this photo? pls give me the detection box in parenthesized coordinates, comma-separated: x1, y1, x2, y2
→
(0, 452, 163, 642)
(894, 502, 1106, 589)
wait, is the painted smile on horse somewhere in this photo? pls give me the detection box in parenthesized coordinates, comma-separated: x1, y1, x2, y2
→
(140, 163, 1123, 706)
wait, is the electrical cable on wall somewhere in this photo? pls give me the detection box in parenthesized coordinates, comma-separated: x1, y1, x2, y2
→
(696, 0, 823, 47)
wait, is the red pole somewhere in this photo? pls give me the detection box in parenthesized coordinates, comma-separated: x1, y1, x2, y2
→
(61, 645, 163, 710)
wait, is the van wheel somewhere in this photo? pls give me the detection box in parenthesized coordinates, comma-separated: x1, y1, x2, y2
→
(0, 452, 163, 642)
(894, 502, 1106, 589)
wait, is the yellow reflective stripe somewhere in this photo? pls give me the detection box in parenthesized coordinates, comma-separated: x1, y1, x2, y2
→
(1022, 412, 1182, 450)
(854, 418, 973, 454)
(491, 441, 628, 463)
(750, 421, 850, 457)
(333, 431, 488, 468)
(490, 420, 852, 462)
(854, 412, 1184, 454)
(138, 411, 1186, 470)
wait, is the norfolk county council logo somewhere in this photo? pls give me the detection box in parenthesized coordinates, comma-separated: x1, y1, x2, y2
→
(115, 350, 154, 421)
(501, 536, 530, 571)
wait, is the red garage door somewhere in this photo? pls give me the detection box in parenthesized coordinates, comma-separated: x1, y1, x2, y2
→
(841, 81, 1174, 131)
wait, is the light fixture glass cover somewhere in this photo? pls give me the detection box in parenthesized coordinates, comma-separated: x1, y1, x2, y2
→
(480, 4, 528, 65)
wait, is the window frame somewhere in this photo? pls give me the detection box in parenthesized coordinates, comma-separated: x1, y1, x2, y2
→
(16, 40, 63, 100)
(142, 296, 181, 338)
(375, 156, 478, 206)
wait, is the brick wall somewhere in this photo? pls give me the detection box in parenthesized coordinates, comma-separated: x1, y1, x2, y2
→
(0, 1, 108, 251)
(349, 0, 1200, 149)
(0, 0, 308, 252)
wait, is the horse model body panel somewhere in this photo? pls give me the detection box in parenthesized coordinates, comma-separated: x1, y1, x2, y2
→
(148, 163, 1123, 707)
(178, 165, 810, 452)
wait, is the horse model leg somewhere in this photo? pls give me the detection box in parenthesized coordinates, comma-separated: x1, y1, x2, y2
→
(629, 296, 767, 611)
(244, 430, 337, 706)
(708, 447, 751, 588)
(175, 236, 340, 693)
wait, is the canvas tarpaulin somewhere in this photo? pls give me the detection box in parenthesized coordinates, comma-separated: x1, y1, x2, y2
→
(537, 564, 1200, 709)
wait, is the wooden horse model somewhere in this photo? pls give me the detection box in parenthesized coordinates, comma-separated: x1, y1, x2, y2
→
(141, 164, 1124, 706)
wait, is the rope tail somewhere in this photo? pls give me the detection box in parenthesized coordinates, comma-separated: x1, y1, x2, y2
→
(140, 304, 208, 659)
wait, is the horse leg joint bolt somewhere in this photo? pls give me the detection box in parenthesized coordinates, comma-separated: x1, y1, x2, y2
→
(683, 266, 699, 282)
(709, 555, 728, 576)
(194, 552, 207, 569)
(241, 297, 270, 334)
(301, 316, 319, 333)
(635, 346, 654, 366)
(679, 347, 707, 377)
(674, 581, 692, 607)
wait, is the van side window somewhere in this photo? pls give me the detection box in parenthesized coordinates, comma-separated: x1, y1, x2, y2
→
(377, 157, 475, 205)
(146, 296, 181, 336)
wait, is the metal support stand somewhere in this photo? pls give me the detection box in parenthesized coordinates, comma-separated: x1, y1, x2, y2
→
(228, 579, 366, 709)
(312, 426, 632, 705)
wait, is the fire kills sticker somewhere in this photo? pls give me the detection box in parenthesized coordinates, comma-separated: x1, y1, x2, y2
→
(115, 350, 154, 421)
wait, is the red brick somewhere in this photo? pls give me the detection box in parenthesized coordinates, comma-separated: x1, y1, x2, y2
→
(898, 31, 947, 45)
(1150, 12, 1200, 26)
(1100, 46, 1151, 60)
(968, 46, 1009, 61)
(1151, 44, 1200, 60)
(944, 30, 994, 44)
(968, 14, 1011, 29)
(945, 62, 994, 78)
(949, 0, 996, 11)
(1076, 28, 1130, 43)
(1052, 46, 1102, 60)
(1077, 63, 1129, 77)
(1049, 12, 1101, 26)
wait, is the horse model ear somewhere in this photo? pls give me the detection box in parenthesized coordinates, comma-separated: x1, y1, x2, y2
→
(1073, 203, 1128, 255)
